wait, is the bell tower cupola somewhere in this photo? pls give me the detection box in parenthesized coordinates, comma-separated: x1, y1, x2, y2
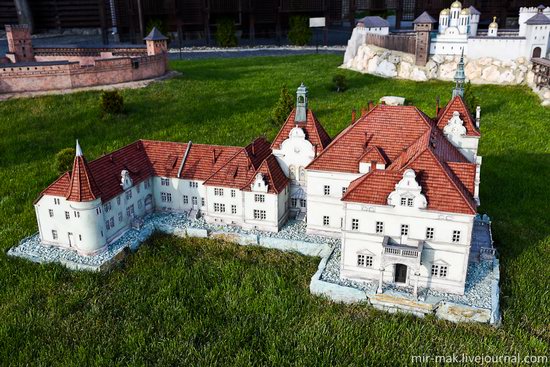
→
(295, 83, 308, 123)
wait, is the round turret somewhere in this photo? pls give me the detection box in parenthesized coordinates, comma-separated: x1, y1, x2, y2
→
(440, 8, 450, 15)
(460, 8, 470, 15)
(451, 1, 462, 8)
(488, 16, 498, 37)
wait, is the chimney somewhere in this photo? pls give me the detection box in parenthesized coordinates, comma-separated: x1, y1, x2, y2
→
(370, 160, 377, 171)
(351, 109, 356, 123)
(212, 149, 216, 164)
(314, 144, 318, 158)
(475, 106, 481, 128)
(436, 96, 441, 116)
(251, 143, 255, 156)
(368, 100, 374, 111)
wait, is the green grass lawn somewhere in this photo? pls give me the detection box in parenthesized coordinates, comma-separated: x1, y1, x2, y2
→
(0, 54, 549, 365)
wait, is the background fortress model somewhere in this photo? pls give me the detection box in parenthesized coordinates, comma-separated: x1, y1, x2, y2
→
(0, 25, 168, 94)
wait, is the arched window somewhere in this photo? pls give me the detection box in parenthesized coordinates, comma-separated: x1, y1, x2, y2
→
(289, 165, 296, 180)
(532, 47, 542, 58)
(299, 167, 306, 182)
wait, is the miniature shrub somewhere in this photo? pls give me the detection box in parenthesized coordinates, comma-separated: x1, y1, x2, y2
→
(54, 148, 76, 174)
(288, 16, 312, 46)
(216, 18, 238, 47)
(100, 90, 124, 115)
(464, 81, 479, 110)
(332, 74, 348, 92)
(271, 85, 294, 125)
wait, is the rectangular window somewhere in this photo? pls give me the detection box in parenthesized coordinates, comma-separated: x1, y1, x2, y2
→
(138, 199, 143, 209)
(407, 198, 414, 207)
(324, 185, 330, 196)
(136, 184, 141, 194)
(126, 190, 132, 200)
(79, 234, 82, 241)
(183, 195, 188, 204)
(401, 224, 409, 236)
(376, 221, 384, 234)
(431, 265, 439, 276)
(144, 180, 150, 189)
(351, 218, 359, 231)
(342, 187, 347, 196)
(214, 188, 224, 196)
(54, 198, 60, 205)
(110, 217, 114, 228)
(74, 211, 80, 218)
(201, 198, 205, 206)
(49, 209, 54, 217)
(192, 196, 198, 205)
(231, 190, 236, 198)
(400, 197, 407, 206)
(220, 203, 225, 212)
(161, 192, 172, 202)
(65, 211, 70, 220)
(452, 230, 461, 243)
(104, 202, 111, 212)
(231, 205, 237, 214)
(52, 230, 58, 240)
(214, 203, 225, 212)
(105, 220, 111, 230)
(118, 212, 123, 222)
(254, 194, 265, 203)
(189, 181, 198, 188)
(254, 209, 266, 220)
(323, 216, 330, 226)
(300, 199, 307, 208)
(127, 205, 135, 217)
(161, 178, 170, 186)
(426, 227, 434, 240)
(431, 264, 448, 278)
(291, 198, 298, 207)
(357, 254, 373, 267)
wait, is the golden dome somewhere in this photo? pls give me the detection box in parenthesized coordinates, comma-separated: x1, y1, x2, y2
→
(440, 8, 450, 15)
(460, 8, 470, 15)
(451, 1, 462, 9)
(489, 16, 498, 28)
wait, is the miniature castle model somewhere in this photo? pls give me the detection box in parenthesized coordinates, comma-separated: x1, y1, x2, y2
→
(344, 2, 550, 66)
(0, 25, 168, 94)
(34, 71, 487, 296)
(429, 1, 550, 60)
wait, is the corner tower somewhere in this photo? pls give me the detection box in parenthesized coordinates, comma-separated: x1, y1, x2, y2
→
(5, 24, 34, 63)
(144, 27, 169, 56)
(295, 83, 308, 123)
(413, 12, 437, 66)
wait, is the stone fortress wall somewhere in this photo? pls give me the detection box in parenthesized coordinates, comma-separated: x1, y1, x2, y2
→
(0, 25, 168, 94)
(343, 44, 550, 107)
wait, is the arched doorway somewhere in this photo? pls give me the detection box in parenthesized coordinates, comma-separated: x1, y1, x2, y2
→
(532, 47, 542, 58)
(394, 264, 408, 284)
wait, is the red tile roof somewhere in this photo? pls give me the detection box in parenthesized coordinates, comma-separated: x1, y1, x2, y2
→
(437, 96, 480, 137)
(271, 109, 332, 152)
(317, 104, 479, 215)
(307, 105, 434, 173)
(203, 138, 282, 192)
(66, 155, 102, 202)
(243, 155, 289, 194)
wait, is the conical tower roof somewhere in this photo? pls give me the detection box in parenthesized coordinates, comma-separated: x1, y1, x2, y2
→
(66, 140, 102, 202)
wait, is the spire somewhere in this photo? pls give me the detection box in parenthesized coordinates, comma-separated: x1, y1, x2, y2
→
(75, 139, 83, 157)
(295, 83, 308, 123)
(66, 140, 101, 202)
(452, 50, 466, 98)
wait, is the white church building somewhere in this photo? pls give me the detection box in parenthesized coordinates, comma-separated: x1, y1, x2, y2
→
(34, 76, 486, 296)
(432, 1, 550, 60)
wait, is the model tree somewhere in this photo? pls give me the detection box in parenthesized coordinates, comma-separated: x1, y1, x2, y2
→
(288, 16, 312, 46)
(54, 147, 76, 174)
(271, 85, 294, 125)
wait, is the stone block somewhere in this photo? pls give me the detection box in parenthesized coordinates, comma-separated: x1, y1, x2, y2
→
(186, 227, 209, 238)
(380, 96, 406, 106)
(435, 302, 491, 323)
(375, 60, 397, 78)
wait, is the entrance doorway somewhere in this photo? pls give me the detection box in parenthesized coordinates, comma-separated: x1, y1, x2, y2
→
(532, 47, 542, 58)
(68, 232, 74, 247)
(394, 264, 407, 284)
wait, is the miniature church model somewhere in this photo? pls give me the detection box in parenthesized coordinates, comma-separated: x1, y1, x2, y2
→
(34, 65, 484, 295)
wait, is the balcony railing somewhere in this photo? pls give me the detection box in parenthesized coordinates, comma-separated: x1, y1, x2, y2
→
(381, 236, 423, 266)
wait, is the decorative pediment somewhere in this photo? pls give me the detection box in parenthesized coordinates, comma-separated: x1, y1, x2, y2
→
(120, 170, 133, 190)
(443, 111, 467, 137)
(251, 173, 268, 193)
(387, 169, 427, 209)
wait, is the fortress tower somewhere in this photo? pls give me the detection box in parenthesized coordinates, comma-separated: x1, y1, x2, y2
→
(144, 27, 169, 56)
(5, 24, 34, 63)
(413, 12, 437, 66)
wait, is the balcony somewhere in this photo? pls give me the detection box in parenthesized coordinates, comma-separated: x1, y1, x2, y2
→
(381, 236, 423, 268)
